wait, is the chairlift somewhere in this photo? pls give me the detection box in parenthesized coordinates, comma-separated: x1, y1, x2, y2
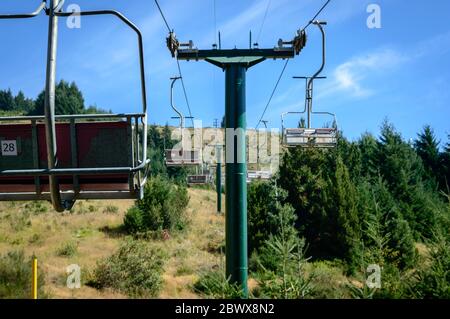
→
(187, 174, 212, 186)
(0, 1, 150, 211)
(247, 170, 272, 183)
(164, 77, 202, 167)
(281, 21, 337, 148)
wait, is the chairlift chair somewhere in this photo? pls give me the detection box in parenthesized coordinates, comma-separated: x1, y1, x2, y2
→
(164, 76, 202, 167)
(0, 1, 150, 211)
(187, 174, 212, 186)
(281, 20, 338, 149)
(247, 170, 272, 183)
(187, 164, 211, 186)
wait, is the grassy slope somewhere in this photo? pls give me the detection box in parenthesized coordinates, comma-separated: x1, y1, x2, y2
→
(0, 188, 225, 299)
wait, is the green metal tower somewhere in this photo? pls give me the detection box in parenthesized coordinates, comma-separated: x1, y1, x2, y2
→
(169, 33, 306, 297)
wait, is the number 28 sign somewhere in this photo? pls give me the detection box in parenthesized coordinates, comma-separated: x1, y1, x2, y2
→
(1, 140, 18, 156)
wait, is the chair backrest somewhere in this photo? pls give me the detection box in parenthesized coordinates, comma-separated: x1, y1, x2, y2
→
(284, 127, 337, 148)
(0, 115, 146, 201)
(187, 174, 210, 185)
(165, 149, 201, 166)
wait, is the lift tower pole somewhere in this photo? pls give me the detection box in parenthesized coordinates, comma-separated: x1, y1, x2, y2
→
(176, 45, 299, 296)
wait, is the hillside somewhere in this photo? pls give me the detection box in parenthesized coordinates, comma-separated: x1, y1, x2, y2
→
(0, 188, 225, 299)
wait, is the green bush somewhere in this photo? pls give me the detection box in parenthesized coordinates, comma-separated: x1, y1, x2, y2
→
(123, 207, 145, 234)
(408, 233, 450, 298)
(248, 180, 296, 255)
(123, 176, 189, 234)
(193, 266, 245, 299)
(0, 251, 46, 299)
(89, 239, 166, 297)
(56, 241, 78, 257)
(308, 261, 349, 299)
(253, 236, 314, 299)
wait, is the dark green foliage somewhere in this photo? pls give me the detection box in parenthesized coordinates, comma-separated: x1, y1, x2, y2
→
(0, 89, 15, 111)
(0, 251, 46, 299)
(248, 180, 314, 298)
(89, 239, 166, 297)
(376, 121, 425, 200)
(32, 80, 84, 115)
(123, 207, 145, 234)
(0, 89, 34, 113)
(278, 148, 332, 258)
(270, 119, 450, 297)
(327, 156, 361, 268)
(440, 135, 450, 192)
(415, 126, 441, 185)
(247, 180, 296, 254)
(357, 178, 417, 270)
(193, 266, 245, 299)
(1, 81, 109, 116)
(253, 236, 313, 299)
(358, 133, 379, 179)
(123, 176, 189, 234)
(409, 233, 450, 298)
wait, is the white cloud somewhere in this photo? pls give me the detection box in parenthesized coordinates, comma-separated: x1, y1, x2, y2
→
(318, 48, 408, 99)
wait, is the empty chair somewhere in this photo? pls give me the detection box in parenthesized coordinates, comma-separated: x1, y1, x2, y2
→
(283, 127, 337, 148)
(281, 20, 338, 149)
(0, 3, 150, 211)
(165, 149, 201, 166)
(164, 76, 202, 167)
(187, 174, 211, 185)
(247, 170, 272, 183)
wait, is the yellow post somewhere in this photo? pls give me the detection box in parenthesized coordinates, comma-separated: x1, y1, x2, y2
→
(32, 257, 38, 299)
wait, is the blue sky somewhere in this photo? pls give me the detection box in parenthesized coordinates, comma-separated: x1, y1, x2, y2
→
(0, 0, 449, 144)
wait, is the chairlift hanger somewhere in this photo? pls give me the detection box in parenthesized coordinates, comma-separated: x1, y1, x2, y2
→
(0, 0, 150, 211)
(281, 20, 337, 148)
(164, 77, 201, 167)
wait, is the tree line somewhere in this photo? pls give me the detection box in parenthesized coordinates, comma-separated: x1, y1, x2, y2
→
(248, 120, 450, 297)
(0, 80, 110, 116)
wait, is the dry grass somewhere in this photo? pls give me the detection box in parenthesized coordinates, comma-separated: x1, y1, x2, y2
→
(0, 188, 226, 299)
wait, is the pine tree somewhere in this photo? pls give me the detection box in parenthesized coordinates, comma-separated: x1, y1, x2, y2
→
(14, 91, 34, 113)
(329, 156, 361, 268)
(247, 180, 296, 254)
(278, 147, 330, 258)
(414, 125, 440, 184)
(358, 133, 378, 179)
(0, 89, 15, 111)
(31, 80, 85, 115)
(440, 135, 450, 192)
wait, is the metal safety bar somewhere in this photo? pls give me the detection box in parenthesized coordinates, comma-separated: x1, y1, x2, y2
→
(0, 1, 46, 19)
(0, 1, 150, 210)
